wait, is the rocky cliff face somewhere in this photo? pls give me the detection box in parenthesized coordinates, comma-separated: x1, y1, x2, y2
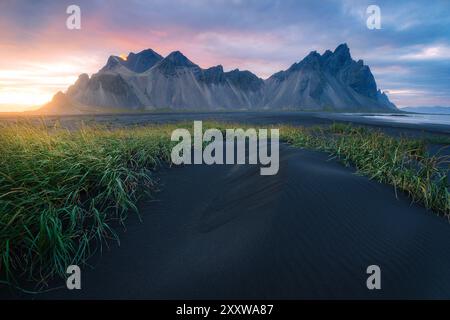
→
(43, 44, 396, 113)
(263, 44, 394, 111)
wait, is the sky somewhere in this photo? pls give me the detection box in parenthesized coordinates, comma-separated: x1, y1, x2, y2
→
(0, 0, 449, 111)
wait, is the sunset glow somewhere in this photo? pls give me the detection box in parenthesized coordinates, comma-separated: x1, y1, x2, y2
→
(0, 0, 449, 112)
(0, 90, 53, 110)
(0, 60, 90, 112)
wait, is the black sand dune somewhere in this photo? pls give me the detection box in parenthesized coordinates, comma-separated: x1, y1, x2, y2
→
(6, 144, 449, 299)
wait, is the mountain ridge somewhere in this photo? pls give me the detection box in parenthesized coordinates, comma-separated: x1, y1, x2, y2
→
(40, 43, 396, 114)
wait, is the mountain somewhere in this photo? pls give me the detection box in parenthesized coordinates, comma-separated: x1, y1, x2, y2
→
(400, 106, 450, 114)
(38, 90, 129, 115)
(41, 43, 396, 114)
(39, 91, 79, 114)
(264, 44, 395, 111)
(100, 49, 163, 73)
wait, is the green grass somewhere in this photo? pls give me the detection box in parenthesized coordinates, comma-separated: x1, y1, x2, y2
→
(0, 120, 448, 289)
(280, 123, 449, 215)
(423, 135, 450, 146)
(0, 122, 177, 287)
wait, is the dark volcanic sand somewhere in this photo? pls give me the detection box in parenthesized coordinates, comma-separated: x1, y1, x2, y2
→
(4, 145, 450, 299)
(1, 112, 449, 299)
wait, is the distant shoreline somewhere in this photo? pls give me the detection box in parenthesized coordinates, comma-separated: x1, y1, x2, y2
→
(1, 110, 449, 135)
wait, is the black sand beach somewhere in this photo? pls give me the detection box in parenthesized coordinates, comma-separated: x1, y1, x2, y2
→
(2, 111, 450, 134)
(1, 112, 449, 299)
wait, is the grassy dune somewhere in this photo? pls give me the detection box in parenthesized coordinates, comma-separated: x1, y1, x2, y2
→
(0, 121, 448, 288)
(0, 122, 176, 286)
(281, 123, 449, 215)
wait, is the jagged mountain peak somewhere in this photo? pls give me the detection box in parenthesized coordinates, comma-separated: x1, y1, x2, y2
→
(100, 55, 123, 72)
(66, 73, 89, 97)
(224, 68, 264, 91)
(125, 49, 163, 73)
(39, 91, 76, 114)
(208, 65, 224, 72)
(322, 49, 333, 57)
(198, 65, 226, 84)
(51, 44, 396, 113)
(163, 51, 197, 67)
(77, 73, 90, 81)
(334, 43, 350, 52)
(225, 68, 262, 81)
(153, 51, 199, 75)
(128, 48, 161, 58)
(100, 49, 163, 73)
(324, 43, 352, 71)
(306, 50, 321, 58)
(297, 50, 322, 70)
(287, 44, 351, 71)
(333, 43, 351, 60)
(264, 43, 395, 111)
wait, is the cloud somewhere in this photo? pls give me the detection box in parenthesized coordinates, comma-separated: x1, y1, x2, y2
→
(0, 0, 449, 110)
(399, 45, 450, 60)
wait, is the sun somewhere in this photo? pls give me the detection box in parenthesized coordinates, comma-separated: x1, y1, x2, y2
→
(119, 53, 128, 61)
(0, 89, 53, 112)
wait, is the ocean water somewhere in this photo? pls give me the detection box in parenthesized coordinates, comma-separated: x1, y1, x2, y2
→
(357, 113, 450, 126)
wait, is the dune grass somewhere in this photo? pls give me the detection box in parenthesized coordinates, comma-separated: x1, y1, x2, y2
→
(423, 135, 450, 146)
(0, 120, 448, 289)
(280, 123, 449, 215)
(0, 122, 176, 287)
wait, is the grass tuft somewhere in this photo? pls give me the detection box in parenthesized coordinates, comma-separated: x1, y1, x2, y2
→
(281, 123, 449, 215)
(0, 122, 175, 287)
